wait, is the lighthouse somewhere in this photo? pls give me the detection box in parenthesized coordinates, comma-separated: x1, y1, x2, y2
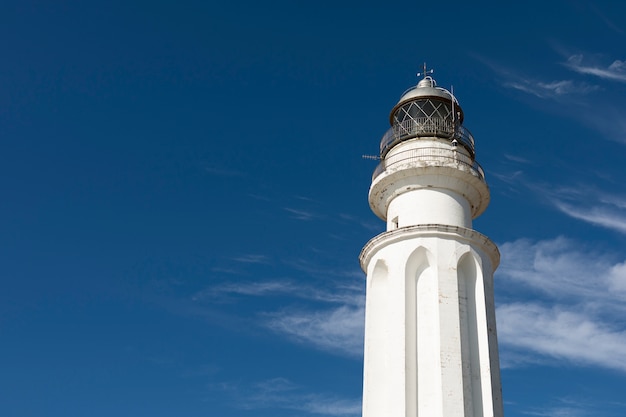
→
(359, 69, 503, 417)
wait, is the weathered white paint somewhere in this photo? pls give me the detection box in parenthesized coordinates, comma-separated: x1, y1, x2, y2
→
(360, 227, 502, 417)
(359, 80, 503, 417)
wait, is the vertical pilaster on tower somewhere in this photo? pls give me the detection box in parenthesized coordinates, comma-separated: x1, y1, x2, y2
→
(359, 70, 503, 417)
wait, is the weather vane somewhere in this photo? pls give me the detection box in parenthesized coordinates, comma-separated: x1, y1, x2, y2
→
(416, 62, 434, 79)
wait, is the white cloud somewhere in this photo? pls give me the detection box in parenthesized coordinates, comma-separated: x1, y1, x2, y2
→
(497, 173, 626, 235)
(524, 406, 584, 417)
(264, 302, 365, 357)
(506, 394, 625, 417)
(497, 237, 626, 372)
(284, 207, 320, 220)
(501, 72, 599, 100)
(522, 398, 592, 417)
(480, 54, 626, 142)
(195, 276, 366, 357)
(540, 184, 626, 235)
(565, 54, 626, 83)
(302, 398, 362, 416)
(503, 153, 532, 164)
(244, 277, 366, 357)
(241, 377, 362, 416)
(232, 254, 272, 264)
(197, 278, 363, 304)
(497, 303, 626, 372)
(193, 280, 301, 301)
(499, 237, 626, 305)
(552, 200, 626, 234)
(608, 261, 626, 293)
(503, 79, 594, 99)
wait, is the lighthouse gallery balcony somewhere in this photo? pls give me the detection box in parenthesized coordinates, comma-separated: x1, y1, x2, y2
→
(372, 145, 486, 182)
(374, 118, 485, 182)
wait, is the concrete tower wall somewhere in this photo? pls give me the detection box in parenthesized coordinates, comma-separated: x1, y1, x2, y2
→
(388, 188, 471, 229)
(361, 228, 502, 417)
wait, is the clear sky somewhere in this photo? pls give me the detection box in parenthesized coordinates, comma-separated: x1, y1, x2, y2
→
(1, 1, 626, 416)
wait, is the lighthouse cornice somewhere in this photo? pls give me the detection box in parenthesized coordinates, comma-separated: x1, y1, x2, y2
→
(359, 223, 500, 272)
(368, 161, 490, 222)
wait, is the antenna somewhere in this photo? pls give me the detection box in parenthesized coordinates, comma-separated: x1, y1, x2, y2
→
(362, 154, 381, 160)
(416, 62, 434, 79)
(451, 85, 458, 147)
(451, 85, 455, 125)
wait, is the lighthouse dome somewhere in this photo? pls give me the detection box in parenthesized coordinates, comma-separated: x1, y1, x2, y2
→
(390, 76, 464, 125)
(397, 76, 456, 104)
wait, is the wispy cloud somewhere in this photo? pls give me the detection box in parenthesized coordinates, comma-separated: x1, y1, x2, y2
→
(192, 280, 301, 301)
(284, 207, 320, 221)
(565, 54, 626, 83)
(264, 301, 364, 357)
(496, 172, 626, 235)
(503, 153, 533, 164)
(552, 199, 626, 234)
(194, 275, 366, 357)
(338, 213, 383, 232)
(232, 254, 272, 264)
(295, 195, 320, 203)
(524, 407, 584, 417)
(504, 77, 599, 100)
(478, 56, 599, 100)
(479, 54, 626, 142)
(588, 3, 624, 34)
(285, 257, 363, 280)
(577, 105, 626, 143)
(478, 44, 626, 146)
(221, 377, 361, 416)
(196, 278, 363, 305)
(543, 185, 626, 235)
(499, 237, 626, 306)
(252, 271, 365, 358)
(522, 397, 600, 417)
(498, 302, 626, 371)
(497, 237, 626, 372)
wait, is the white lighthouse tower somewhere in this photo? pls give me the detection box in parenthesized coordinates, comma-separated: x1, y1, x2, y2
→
(359, 69, 503, 417)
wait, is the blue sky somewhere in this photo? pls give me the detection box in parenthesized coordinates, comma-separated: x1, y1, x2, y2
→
(1, 1, 626, 416)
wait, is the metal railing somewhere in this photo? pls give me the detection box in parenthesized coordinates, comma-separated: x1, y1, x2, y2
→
(372, 147, 485, 182)
(379, 118, 475, 158)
